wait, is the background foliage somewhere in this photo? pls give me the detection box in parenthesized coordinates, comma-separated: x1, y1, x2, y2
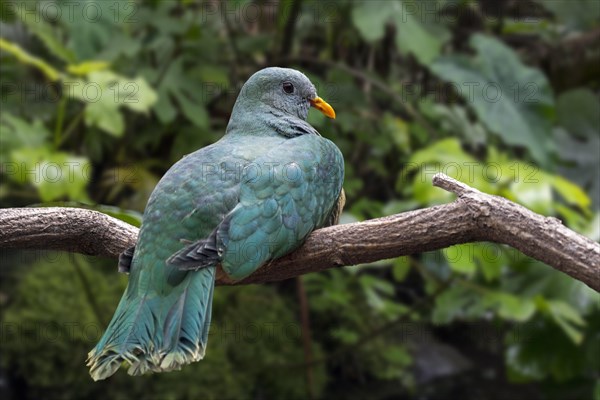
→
(0, 1, 599, 399)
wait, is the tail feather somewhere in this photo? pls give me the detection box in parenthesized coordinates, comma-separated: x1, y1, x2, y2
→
(160, 266, 215, 370)
(87, 267, 216, 381)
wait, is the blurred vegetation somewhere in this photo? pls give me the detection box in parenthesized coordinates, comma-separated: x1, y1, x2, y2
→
(0, 1, 599, 399)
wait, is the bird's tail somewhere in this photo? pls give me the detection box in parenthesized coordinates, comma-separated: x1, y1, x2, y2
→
(87, 267, 215, 381)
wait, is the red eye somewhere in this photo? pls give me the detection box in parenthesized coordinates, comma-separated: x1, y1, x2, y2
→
(282, 82, 294, 94)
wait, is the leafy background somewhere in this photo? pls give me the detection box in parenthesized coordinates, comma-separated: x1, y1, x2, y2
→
(0, 1, 599, 399)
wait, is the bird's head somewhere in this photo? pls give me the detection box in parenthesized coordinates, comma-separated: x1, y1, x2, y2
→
(237, 67, 335, 121)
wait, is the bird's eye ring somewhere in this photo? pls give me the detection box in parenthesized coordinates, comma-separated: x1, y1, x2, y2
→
(282, 81, 295, 94)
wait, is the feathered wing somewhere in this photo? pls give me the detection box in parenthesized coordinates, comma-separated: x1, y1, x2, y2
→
(218, 134, 344, 280)
(168, 135, 344, 281)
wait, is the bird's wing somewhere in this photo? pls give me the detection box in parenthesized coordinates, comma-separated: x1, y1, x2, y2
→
(165, 216, 229, 271)
(168, 134, 344, 281)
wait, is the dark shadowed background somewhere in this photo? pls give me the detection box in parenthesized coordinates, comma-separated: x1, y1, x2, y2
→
(1, 1, 599, 399)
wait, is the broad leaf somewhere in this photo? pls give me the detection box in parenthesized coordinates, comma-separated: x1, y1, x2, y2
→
(84, 99, 124, 137)
(535, 297, 586, 344)
(483, 292, 536, 322)
(17, 10, 76, 63)
(538, 0, 600, 32)
(0, 113, 50, 155)
(352, 0, 449, 65)
(150, 58, 209, 128)
(405, 138, 496, 204)
(555, 89, 600, 208)
(67, 71, 157, 136)
(60, 0, 121, 60)
(427, 103, 488, 146)
(444, 244, 477, 275)
(9, 147, 91, 202)
(431, 34, 555, 165)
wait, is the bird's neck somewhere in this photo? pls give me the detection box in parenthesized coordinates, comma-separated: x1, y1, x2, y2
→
(226, 102, 318, 138)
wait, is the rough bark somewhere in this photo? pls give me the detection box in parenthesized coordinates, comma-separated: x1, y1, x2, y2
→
(1, 174, 598, 291)
(0, 207, 138, 258)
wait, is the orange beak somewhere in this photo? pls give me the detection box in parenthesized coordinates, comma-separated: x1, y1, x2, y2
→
(309, 96, 336, 119)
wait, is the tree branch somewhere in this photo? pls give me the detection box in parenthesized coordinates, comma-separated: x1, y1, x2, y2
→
(1, 174, 598, 291)
(0, 207, 138, 258)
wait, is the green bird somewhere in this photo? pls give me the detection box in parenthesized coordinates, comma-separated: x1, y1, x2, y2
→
(87, 67, 345, 380)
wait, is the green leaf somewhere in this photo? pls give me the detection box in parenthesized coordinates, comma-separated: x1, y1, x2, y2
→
(554, 204, 589, 233)
(359, 275, 395, 311)
(176, 92, 209, 127)
(408, 138, 477, 167)
(153, 87, 178, 124)
(474, 244, 505, 282)
(97, 33, 142, 62)
(331, 327, 360, 345)
(352, 0, 449, 65)
(392, 0, 449, 65)
(427, 103, 488, 146)
(436, 285, 537, 323)
(0, 113, 50, 154)
(382, 345, 412, 366)
(392, 257, 411, 282)
(506, 178, 553, 215)
(86, 71, 157, 112)
(405, 138, 497, 204)
(122, 76, 159, 114)
(351, 0, 391, 42)
(431, 34, 555, 165)
(432, 285, 479, 324)
(506, 315, 593, 382)
(555, 128, 600, 209)
(84, 99, 124, 137)
(484, 292, 536, 322)
(444, 244, 477, 275)
(557, 89, 600, 139)
(550, 175, 591, 210)
(60, 0, 117, 61)
(151, 58, 209, 128)
(536, 297, 586, 344)
(382, 113, 411, 151)
(195, 65, 230, 89)
(555, 89, 600, 208)
(583, 212, 600, 242)
(9, 147, 91, 202)
(67, 71, 157, 136)
(538, 0, 600, 31)
(18, 11, 76, 63)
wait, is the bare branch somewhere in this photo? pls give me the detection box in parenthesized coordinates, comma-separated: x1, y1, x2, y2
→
(0, 207, 138, 257)
(1, 174, 598, 291)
